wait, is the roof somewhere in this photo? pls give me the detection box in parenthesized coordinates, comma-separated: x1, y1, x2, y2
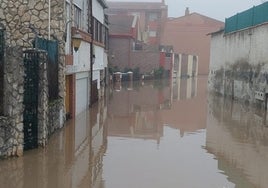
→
(107, 1, 167, 10)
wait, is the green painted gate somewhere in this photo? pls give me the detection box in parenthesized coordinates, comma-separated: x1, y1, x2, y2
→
(23, 50, 40, 150)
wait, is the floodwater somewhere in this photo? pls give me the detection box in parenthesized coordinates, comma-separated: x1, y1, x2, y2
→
(1, 77, 268, 188)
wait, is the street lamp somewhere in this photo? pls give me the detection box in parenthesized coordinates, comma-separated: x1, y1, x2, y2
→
(64, 20, 83, 52)
(72, 31, 82, 52)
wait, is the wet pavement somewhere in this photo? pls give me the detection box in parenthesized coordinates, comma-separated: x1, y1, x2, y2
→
(1, 77, 268, 188)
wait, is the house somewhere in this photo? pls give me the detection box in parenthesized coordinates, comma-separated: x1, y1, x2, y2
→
(91, 0, 109, 104)
(109, 13, 177, 78)
(106, 0, 168, 49)
(65, 0, 108, 118)
(161, 8, 224, 75)
(0, 0, 109, 157)
(107, 2, 203, 79)
(65, 0, 92, 118)
(209, 2, 268, 108)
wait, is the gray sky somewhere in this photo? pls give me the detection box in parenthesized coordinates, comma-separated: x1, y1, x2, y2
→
(107, 0, 265, 21)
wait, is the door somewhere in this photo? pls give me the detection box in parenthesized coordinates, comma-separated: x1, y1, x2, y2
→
(75, 75, 88, 116)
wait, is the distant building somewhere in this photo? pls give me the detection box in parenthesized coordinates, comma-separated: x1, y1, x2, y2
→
(108, 14, 173, 76)
(161, 8, 224, 75)
(106, 0, 167, 49)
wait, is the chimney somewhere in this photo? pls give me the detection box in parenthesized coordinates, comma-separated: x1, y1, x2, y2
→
(185, 7, 190, 16)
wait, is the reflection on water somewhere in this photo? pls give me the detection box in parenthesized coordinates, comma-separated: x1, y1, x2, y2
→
(104, 77, 233, 188)
(108, 77, 207, 140)
(0, 99, 107, 188)
(206, 94, 268, 188)
(1, 77, 268, 188)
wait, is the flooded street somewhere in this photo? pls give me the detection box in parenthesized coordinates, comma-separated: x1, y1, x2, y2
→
(1, 77, 268, 188)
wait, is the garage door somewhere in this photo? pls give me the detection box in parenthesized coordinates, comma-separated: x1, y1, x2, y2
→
(76, 76, 88, 116)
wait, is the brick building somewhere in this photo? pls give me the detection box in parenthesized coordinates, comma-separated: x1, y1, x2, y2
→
(161, 8, 224, 75)
(106, 0, 167, 49)
(109, 14, 161, 74)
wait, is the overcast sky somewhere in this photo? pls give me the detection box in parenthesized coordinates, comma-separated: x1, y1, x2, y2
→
(107, 0, 265, 21)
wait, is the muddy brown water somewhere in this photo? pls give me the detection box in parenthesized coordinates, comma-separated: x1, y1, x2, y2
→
(0, 77, 267, 188)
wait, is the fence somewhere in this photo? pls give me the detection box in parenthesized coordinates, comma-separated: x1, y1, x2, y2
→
(225, 2, 268, 33)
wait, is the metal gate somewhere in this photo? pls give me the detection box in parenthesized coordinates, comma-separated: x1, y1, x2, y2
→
(0, 24, 5, 115)
(23, 50, 40, 150)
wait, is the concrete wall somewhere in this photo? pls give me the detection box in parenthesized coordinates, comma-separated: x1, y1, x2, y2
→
(174, 53, 198, 78)
(209, 24, 268, 108)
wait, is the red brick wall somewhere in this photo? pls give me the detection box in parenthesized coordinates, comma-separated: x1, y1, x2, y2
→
(109, 37, 160, 74)
(130, 51, 160, 73)
(109, 37, 132, 70)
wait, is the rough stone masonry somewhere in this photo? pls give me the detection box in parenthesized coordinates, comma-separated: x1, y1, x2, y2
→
(0, 0, 66, 157)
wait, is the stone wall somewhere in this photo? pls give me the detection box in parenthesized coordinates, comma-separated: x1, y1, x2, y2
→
(209, 24, 268, 108)
(0, 0, 66, 125)
(0, 117, 13, 157)
(0, 0, 67, 157)
(48, 100, 64, 137)
(38, 51, 49, 147)
(0, 47, 24, 157)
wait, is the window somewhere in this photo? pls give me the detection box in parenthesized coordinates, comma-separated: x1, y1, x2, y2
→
(74, 5, 82, 29)
(104, 27, 109, 50)
(98, 21, 102, 42)
(149, 31, 157, 37)
(148, 12, 158, 21)
(93, 18, 98, 41)
(93, 17, 107, 45)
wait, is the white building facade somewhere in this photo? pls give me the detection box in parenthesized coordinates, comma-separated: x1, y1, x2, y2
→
(92, 0, 109, 102)
(64, 0, 108, 117)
